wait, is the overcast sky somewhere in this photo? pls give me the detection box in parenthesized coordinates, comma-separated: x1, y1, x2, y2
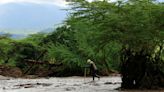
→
(0, 0, 69, 7)
(0, 0, 163, 34)
(0, 0, 69, 34)
(0, 0, 163, 5)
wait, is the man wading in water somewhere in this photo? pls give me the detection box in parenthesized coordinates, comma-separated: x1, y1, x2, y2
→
(87, 59, 100, 81)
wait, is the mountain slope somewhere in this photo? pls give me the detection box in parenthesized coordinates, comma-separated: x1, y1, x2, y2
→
(0, 2, 67, 34)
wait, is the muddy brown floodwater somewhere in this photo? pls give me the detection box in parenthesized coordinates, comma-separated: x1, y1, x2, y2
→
(0, 76, 121, 92)
(0, 76, 163, 92)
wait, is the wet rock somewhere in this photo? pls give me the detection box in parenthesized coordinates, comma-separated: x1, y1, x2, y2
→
(104, 82, 121, 85)
(91, 83, 100, 86)
(65, 87, 75, 91)
(113, 82, 121, 84)
(24, 85, 34, 88)
(15, 84, 34, 88)
(36, 83, 52, 87)
(73, 84, 81, 86)
(104, 82, 113, 85)
(55, 85, 60, 87)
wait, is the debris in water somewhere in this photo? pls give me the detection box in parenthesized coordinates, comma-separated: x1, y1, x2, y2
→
(14, 83, 52, 88)
(104, 82, 113, 85)
(65, 87, 76, 91)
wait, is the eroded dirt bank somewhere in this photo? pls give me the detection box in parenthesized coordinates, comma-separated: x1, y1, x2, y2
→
(0, 76, 164, 92)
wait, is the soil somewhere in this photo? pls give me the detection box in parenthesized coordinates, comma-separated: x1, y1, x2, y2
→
(0, 65, 22, 77)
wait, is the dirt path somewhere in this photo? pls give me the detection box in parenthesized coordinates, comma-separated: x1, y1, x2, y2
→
(0, 76, 121, 92)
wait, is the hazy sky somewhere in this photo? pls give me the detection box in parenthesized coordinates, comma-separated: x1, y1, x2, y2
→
(0, 0, 163, 34)
(0, 0, 68, 34)
(0, 0, 163, 4)
(0, 0, 68, 7)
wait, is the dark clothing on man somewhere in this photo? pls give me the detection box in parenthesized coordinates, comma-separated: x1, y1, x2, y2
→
(88, 61, 100, 81)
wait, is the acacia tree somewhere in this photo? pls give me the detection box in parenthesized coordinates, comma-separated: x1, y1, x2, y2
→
(0, 36, 16, 65)
(68, 0, 164, 89)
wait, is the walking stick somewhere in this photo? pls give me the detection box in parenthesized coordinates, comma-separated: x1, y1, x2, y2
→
(84, 67, 86, 83)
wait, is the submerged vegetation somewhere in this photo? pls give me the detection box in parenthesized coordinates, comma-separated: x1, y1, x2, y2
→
(0, 0, 163, 89)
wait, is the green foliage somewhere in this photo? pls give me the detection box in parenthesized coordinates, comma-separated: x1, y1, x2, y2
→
(22, 33, 47, 45)
(0, 0, 163, 77)
(13, 42, 45, 70)
(0, 36, 16, 66)
(64, 0, 163, 75)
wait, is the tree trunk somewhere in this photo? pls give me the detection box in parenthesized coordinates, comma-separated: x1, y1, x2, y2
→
(121, 48, 164, 89)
